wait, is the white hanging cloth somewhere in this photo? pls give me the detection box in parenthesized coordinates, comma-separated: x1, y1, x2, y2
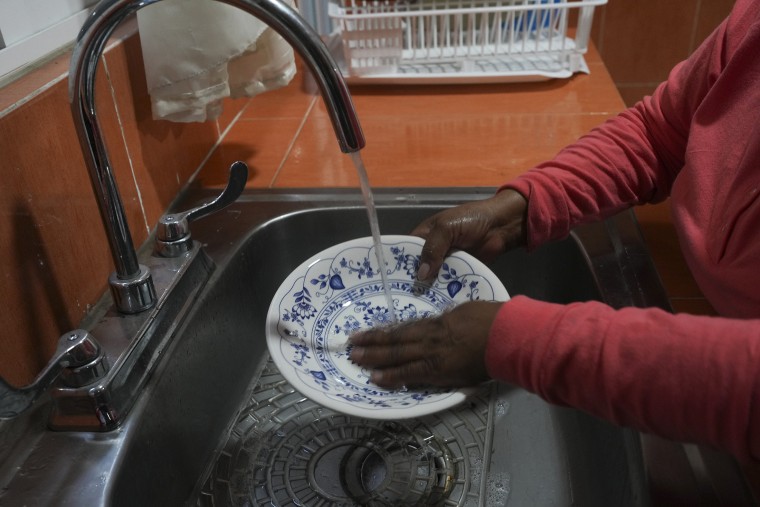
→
(136, 0, 297, 122)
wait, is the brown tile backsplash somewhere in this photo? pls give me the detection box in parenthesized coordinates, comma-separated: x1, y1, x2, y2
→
(0, 83, 117, 385)
(693, 0, 736, 51)
(0, 33, 222, 385)
(616, 84, 659, 107)
(600, 0, 697, 85)
(102, 33, 219, 226)
(593, 0, 733, 106)
(198, 116, 307, 189)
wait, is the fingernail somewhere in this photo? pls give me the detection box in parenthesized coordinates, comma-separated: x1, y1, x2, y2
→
(417, 263, 430, 281)
(350, 347, 363, 362)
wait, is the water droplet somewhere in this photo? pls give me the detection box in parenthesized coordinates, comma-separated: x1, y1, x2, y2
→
(495, 400, 509, 416)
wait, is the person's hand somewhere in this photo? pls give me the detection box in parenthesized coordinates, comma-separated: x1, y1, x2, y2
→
(348, 301, 503, 388)
(412, 189, 528, 281)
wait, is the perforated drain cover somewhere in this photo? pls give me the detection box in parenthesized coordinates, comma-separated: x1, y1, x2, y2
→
(198, 360, 496, 506)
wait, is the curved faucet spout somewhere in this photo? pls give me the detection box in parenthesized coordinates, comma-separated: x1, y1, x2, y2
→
(69, 0, 365, 313)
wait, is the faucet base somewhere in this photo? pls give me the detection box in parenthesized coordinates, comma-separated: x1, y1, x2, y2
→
(49, 244, 214, 431)
(109, 264, 157, 314)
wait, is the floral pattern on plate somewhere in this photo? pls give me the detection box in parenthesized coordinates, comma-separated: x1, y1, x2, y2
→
(266, 235, 509, 420)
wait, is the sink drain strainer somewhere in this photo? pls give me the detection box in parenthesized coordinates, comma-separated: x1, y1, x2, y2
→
(197, 360, 496, 506)
(250, 417, 453, 505)
(339, 425, 454, 505)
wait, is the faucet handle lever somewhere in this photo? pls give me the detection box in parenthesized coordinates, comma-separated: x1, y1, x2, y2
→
(0, 330, 108, 419)
(183, 161, 249, 224)
(155, 161, 248, 257)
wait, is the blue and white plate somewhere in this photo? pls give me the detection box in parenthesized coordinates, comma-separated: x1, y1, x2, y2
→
(266, 235, 510, 419)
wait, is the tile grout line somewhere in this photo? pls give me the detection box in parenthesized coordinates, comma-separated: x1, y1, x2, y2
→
(0, 71, 68, 119)
(1, 29, 134, 119)
(616, 81, 663, 87)
(102, 53, 151, 237)
(689, 0, 703, 53)
(595, 5, 606, 54)
(185, 99, 254, 186)
(269, 96, 318, 188)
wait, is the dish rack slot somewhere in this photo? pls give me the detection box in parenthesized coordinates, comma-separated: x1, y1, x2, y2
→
(319, 0, 607, 83)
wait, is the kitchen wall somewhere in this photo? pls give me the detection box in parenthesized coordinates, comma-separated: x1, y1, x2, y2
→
(0, 23, 245, 386)
(591, 0, 735, 106)
(0, 0, 739, 385)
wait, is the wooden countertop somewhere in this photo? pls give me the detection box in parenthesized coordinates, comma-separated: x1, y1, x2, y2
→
(196, 44, 625, 190)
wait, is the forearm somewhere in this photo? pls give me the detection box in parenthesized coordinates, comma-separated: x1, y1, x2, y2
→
(499, 8, 731, 248)
(487, 296, 760, 462)
(506, 94, 685, 241)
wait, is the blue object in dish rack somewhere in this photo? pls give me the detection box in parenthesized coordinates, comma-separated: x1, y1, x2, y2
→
(516, 0, 563, 32)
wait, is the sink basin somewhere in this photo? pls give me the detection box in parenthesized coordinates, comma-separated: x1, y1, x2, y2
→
(0, 188, 673, 506)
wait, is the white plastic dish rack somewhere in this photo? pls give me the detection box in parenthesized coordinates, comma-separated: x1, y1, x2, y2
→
(321, 0, 607, 84)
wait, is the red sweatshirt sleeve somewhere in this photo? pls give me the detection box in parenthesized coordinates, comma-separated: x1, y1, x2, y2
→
(502, 0, 757, 250)
(487, 296, 760, 463)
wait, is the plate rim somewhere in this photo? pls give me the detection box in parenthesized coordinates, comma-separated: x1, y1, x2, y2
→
(265, 234, 509, 419)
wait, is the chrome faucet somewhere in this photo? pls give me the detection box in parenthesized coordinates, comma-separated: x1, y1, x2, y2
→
(69, 0, 366, 314)
(0, 0, 366, 428)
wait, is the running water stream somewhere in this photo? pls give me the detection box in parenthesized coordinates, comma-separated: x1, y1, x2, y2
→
(350, 151, 398, 324)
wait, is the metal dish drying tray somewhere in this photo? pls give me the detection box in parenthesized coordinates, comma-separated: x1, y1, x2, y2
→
(196, 359, 503, 506)
(195, 358, 646, 506)
(323, 0, 608, 84)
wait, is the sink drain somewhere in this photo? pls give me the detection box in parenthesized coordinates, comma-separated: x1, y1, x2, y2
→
(197, 360, 495, 506)
(339, 424, 454, 505)
(250, 417, 454, 505)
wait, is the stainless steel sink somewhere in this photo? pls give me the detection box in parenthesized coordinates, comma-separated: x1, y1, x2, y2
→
(2, 187, 742, 506)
